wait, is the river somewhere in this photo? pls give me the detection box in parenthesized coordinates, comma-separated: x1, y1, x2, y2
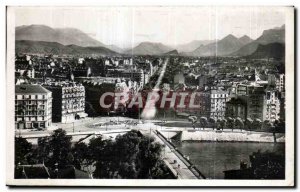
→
(174, 142, 285, 179)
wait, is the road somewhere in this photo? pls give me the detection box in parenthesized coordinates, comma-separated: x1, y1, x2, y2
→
(140, 127, 201, 179)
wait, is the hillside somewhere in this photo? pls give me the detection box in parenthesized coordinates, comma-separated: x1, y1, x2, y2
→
(189, 34, 244, 56)
(163, 49, 179, 56)
(16, 25, 106, 48)
(125, 42, 173, 55)
(16, 40, 118, 56)
(238, 35, 253, 45)
(231, 25, 285, 56)
(175, 40, 214, 52)
(248, 43, 285, 59)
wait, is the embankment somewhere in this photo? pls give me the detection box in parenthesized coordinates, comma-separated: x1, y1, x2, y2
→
(159, 130, 285, 143)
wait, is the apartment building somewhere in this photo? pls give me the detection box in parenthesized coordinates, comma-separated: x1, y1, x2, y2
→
(265, 90, 281, 122)
(15, 84, 52, 129)
(210, 89, 229, 119)
(43, 81, 86, 123)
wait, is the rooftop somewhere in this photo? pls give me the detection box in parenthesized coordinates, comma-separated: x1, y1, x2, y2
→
(15, 84, 51, 94)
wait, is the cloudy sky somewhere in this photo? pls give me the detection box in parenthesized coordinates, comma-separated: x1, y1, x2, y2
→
(14, 6, 287, 48)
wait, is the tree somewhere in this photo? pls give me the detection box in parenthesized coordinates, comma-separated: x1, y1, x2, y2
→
(136, 136, 163, 178)
(114, 130, 142, 178)
(72, 142, 91, 170)
(35, 137, 51, 164)
(188, 116, 197, 129)
(89, 136, 115, 178)
(89, 130, 168, 179)
(253, 119, 262, 131)
(262, 120, 272, 132)
(235, 118, 244, 132)
(245, 118, 253, 131)
(48, 129, 73, 169)
(199, 117, 208, 130)
(216, 119, 222, 130)
(274, 119, 285, 133)
(15, 137, 32, 165)
(227, 117, 234, 131)
(220, 119, 227, 131)
(209, 117, 216, 130)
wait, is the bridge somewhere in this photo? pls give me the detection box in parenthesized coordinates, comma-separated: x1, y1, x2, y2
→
(22, 129, 131, 145)
(19, 120, 207, 179)
(141, 128, 205, 179)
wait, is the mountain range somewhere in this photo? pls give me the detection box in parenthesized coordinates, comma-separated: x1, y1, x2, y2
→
(232, 25, 285, 56)
(15, 24, 285, 57)
(16, 40, 118, 56)
(186, 35, 253, 56)
(173, 40, 214, 52)
(248, 42, 285, 59)
(16, 25, 106, 47)
(124, 42, 173, 55)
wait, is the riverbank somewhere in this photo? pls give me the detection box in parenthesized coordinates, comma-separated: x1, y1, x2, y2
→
(174, 142, 285, 179)
(159, 130, 285, 143)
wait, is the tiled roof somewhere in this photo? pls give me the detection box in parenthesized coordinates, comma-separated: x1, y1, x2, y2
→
(15, 84, 51, 94)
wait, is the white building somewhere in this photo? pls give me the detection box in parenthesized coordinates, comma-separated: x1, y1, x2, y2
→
(276, 74, 285, 92)
(15, 85, 52, 129)
(265, 90, 281, 122)
(210, 89, 229, 119)
(174, 73, 185, 84)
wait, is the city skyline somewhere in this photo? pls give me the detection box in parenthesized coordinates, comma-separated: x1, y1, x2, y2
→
(14, 6, 287, 49)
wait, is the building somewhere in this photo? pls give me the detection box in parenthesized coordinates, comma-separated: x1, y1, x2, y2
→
(276, 74, 285, 92)
(174, 73, 185, 84)
(279, 91, 285, 121)
(267, 74, 276, 87)
(107, 69, 147, 88)
(15, 84, 52, 129)
(175, 90, 211, 117)
(78, 77, 138, 116)
(228, 83, 275, 122)
(198, 75, 208, 89)
(43, 81, 86, 123)
(245, 86, 266, 121)
(231, 84, 266, 121)
(210, 89, 229, 119)
(265, 90, 280, 122)
(236, 84, 248, 95)
(225, 97, 247, 120)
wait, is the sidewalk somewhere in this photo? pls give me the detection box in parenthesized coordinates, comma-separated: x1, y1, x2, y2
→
(141, 128, 198, 179)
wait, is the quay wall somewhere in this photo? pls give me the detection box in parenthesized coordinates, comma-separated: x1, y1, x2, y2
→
(160, 130, 285, 143)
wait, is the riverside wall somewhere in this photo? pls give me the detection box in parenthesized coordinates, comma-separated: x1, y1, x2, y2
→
(160, 130, 285, 143)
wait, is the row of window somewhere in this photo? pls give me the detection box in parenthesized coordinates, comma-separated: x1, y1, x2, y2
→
(211, 94, 228, 98)
(16, 116, 47, 121)
(16, 111, 46, 116)
(15, 100, 47, 105)
(15, 94, 49, 100)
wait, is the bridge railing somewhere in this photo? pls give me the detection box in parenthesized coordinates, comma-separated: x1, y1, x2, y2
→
(155, 130, 206, 179)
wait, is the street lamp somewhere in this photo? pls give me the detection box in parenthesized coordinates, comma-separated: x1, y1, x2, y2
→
(54, 162, 59, 178)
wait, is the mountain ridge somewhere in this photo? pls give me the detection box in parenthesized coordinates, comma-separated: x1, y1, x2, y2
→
(187, 34, 244, 56)
(16, 24, 106, 48)
(231, 26, 285, 56)
(124, 42, 173, 55)
(16, 40, 119, 56)
(248, 42, 285, 59)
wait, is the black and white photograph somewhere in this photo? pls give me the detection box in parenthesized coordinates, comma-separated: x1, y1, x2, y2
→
(5, 5, 295, 187)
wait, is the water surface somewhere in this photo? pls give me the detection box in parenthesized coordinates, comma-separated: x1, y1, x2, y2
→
(174, 142, 285, 179)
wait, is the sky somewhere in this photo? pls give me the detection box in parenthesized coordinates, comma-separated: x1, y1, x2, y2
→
(14, 6, 287, 49)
